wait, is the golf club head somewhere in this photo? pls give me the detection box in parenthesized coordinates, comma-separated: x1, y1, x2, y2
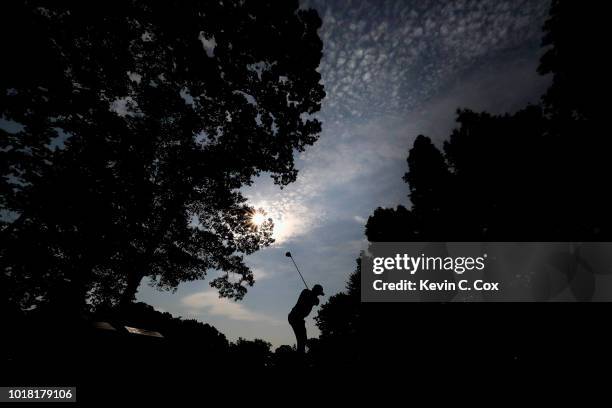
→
(285, 251, 292, 258)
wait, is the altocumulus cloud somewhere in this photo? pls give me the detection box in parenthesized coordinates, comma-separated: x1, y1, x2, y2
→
(181, 290, 281, 325)
(305, 0, 549, 121)
(245, 0, 550, 246)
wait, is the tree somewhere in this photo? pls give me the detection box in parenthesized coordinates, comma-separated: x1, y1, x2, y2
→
(537, 0, 611, 240)
(271, 344, 296, 368)
(365, 0, 610, 243)
(1, 0, 325, 312)
(334, 1, 609, 365)
(538, 0, 603, 123)
(313, 259, 361, 367)
(230, 338, 272, 368)
(97, 301, 231, 361)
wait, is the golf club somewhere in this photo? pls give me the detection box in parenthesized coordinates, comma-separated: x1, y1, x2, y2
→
(285, 251, 309, 290)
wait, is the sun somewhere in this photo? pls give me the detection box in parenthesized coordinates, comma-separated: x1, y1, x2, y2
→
(250, 212, 267, 227)
(247, 202, 291, 242)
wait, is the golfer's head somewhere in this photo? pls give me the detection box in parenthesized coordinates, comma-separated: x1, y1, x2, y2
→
(312, 284, 324, 296)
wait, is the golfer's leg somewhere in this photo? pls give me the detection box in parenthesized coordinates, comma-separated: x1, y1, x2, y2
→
(296, 320, 307, 353)
(289, 316, 301, 352)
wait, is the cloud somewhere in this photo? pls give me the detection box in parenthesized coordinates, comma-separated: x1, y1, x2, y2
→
(245, 1, 550, 246)
(252, 268, 272, 281)
(244, 49, 547, 246)
(243, 124, 386, 245)
(304, 0, 549, 122)
(244, 190, 326, 245)
(181, 290, 281, 325)
(324, 238, 369, 254)
(353, 215, 367, 224)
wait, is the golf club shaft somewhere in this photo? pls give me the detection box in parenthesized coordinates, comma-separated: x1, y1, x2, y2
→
(289, 256, 309, 290)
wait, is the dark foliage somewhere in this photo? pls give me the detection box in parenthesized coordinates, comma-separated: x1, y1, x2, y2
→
(5, 301, 283, 391)
(366, 0, 610, 243)
(311, 260, 360, 367)
(100, 301, 230, 358)
(230, 337, 273, 368)
(318, 0, 611, 369)
(1, 0, 325, 313)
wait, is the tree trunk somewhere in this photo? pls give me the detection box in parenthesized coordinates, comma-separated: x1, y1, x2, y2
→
(118, 187, 186, 310)
(119, 269, 146, 310)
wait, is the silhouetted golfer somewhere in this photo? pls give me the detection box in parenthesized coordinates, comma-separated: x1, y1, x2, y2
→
(288, 284, 324, 353)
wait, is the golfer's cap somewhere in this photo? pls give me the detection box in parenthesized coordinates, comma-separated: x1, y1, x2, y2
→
(312, 284, 324, 296)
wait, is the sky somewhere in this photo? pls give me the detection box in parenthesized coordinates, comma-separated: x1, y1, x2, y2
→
(138, 0, 552, 347)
